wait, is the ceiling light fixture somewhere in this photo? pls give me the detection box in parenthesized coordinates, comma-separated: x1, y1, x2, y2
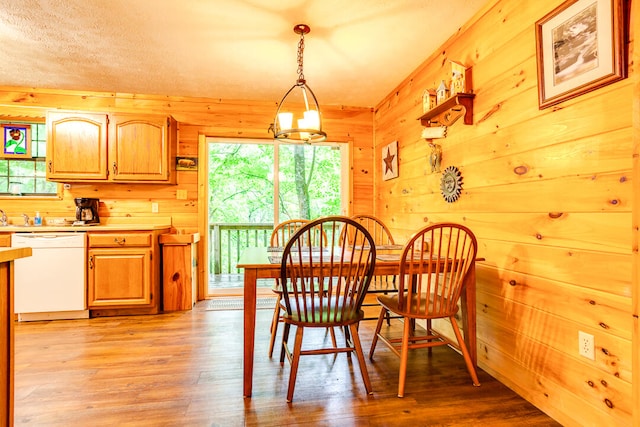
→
(270, 24, 327, 144)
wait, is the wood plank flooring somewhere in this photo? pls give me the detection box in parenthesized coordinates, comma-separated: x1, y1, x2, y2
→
(13, 302, 561, 426)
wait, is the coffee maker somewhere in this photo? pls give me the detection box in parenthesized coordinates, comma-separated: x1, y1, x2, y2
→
(74, 198, 100, 225)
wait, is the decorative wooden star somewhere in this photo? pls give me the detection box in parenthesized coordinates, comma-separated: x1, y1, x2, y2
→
(383, 147, 395, 174)
(382, 140, 398, 181)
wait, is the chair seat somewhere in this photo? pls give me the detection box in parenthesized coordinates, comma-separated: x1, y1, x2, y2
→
(284, 296, 364, 325)
(377, 293, 458, 319)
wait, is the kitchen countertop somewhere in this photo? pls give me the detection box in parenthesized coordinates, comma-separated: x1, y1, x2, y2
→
(0, 246, 32, 262)
(0, 223, 172, 232)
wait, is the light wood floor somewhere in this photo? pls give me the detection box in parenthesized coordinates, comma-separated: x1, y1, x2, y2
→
(13, 301, 561, 426)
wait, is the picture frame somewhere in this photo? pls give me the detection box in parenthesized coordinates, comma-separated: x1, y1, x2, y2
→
(535, 0, 626, 109)
(1, 123, 31, 158)
(176, 156, 198, 171)
(382, 140, 398, 181)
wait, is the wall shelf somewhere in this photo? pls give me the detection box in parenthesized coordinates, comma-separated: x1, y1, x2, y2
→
(418, 93, 475, 127)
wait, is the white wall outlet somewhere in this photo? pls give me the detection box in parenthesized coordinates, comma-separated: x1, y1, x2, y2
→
(151, 202, 159, 213)
(578, 331, 595, 360)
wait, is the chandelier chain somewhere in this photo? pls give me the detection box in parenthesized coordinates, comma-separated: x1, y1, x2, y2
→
(297, 32, 305, 83)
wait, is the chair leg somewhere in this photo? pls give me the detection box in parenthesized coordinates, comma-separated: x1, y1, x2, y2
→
(349, 323, 373, 395)
(426, 318, 432, 356)
(268, 294, 282, 358)
(280, 322, 291, 365)
(369, 306, 386, 360)
(450, 316, 481, 387)
(329, 327, 337, 348)
(286, 326, 305, 402)
(397, 316, 411, 398)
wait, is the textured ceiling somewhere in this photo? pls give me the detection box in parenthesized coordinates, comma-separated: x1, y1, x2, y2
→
(0, 0, 487, 107)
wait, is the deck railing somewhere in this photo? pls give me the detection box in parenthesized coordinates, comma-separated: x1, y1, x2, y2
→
(209, 223, 273, 274)
(208, 221, 339, 275)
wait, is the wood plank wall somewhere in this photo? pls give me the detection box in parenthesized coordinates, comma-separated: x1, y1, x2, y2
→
(372, 0, 636, 426)
(0, 92, 374, 304)
(633, 0, 640, 421)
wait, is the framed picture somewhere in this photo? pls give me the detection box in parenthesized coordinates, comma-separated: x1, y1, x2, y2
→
(1, 124, 31, 158)
(176, 156, 198, 171)
(535, 0, 626, 109)
(382, 140, 398, 181)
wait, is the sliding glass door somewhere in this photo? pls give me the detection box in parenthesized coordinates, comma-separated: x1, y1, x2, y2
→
(206, 137, 348, 293)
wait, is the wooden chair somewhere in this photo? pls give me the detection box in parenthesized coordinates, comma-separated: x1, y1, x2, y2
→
(351, 214, 395, 246)
(279, 216, 376, 402)
(268, 219, 310, 357)
(369, 222, 480, 397)
(350, 214, 397, 321)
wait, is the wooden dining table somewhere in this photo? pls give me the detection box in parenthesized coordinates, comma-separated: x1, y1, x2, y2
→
(236, 245, 481, 398)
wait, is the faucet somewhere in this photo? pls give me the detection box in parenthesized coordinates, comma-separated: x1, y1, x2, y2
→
(0, 210, 6, 226)
(21, 213, 29, 226)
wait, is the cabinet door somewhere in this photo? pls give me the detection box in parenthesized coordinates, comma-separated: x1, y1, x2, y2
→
(109, 114, 176, 183)
(46, 111, 108, 181)
(87, 248, 152, 308)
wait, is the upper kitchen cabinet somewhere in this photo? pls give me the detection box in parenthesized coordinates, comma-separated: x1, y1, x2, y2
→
(46, 111, 108, 181)
(46, 111, 177, 184)
(109, 114, 176, 183)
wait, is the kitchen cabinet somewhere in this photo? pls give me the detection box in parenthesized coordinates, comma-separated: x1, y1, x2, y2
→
(46, 111, 177, 184)
(87, 230, 166, 316)
(46, 111, 108, 181)
(160, 232, 199, 311)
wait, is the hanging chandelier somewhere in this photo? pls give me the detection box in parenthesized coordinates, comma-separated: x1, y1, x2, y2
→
(270, 24, 327, 144)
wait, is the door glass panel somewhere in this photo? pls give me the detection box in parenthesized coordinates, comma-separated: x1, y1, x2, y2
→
(278, 144, 342, 220)
(208, 143, 274, 223)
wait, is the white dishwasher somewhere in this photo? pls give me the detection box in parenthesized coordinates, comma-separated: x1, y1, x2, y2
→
(11, 232, 89, 321)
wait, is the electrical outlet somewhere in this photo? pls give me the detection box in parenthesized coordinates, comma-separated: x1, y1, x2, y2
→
(578, 331, 595, 360)
(151, 202, 159, 213)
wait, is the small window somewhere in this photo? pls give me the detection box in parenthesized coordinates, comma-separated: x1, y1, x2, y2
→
(0, 121, 58, 197)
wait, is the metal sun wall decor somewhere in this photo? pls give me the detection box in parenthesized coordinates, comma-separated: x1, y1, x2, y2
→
(382, 140, 398, 181)
(440, 165, 463, 203)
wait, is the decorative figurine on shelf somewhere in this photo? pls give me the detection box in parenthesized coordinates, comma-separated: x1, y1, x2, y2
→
(422, 89, 437, 113)
(428, 142, 442, 173)
(436, 80, 449, 105)
(450, 70, 462, 96)
(450, 60, 468, 94)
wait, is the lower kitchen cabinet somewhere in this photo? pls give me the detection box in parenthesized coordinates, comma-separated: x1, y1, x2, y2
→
(88, 248, 151, 307)
(87, 229, 167, 316)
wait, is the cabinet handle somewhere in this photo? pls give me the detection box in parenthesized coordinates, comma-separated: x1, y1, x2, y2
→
(114, 237, 126, 245)
(48, 161, 52, 172)
(89, 255, 94, 270)
(113, 162, 118, 175)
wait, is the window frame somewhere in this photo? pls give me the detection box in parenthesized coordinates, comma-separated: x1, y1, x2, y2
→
(0, 117, 63, 199)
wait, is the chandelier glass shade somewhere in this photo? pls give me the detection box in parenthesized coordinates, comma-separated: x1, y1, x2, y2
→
(271, 24, 327, 144)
